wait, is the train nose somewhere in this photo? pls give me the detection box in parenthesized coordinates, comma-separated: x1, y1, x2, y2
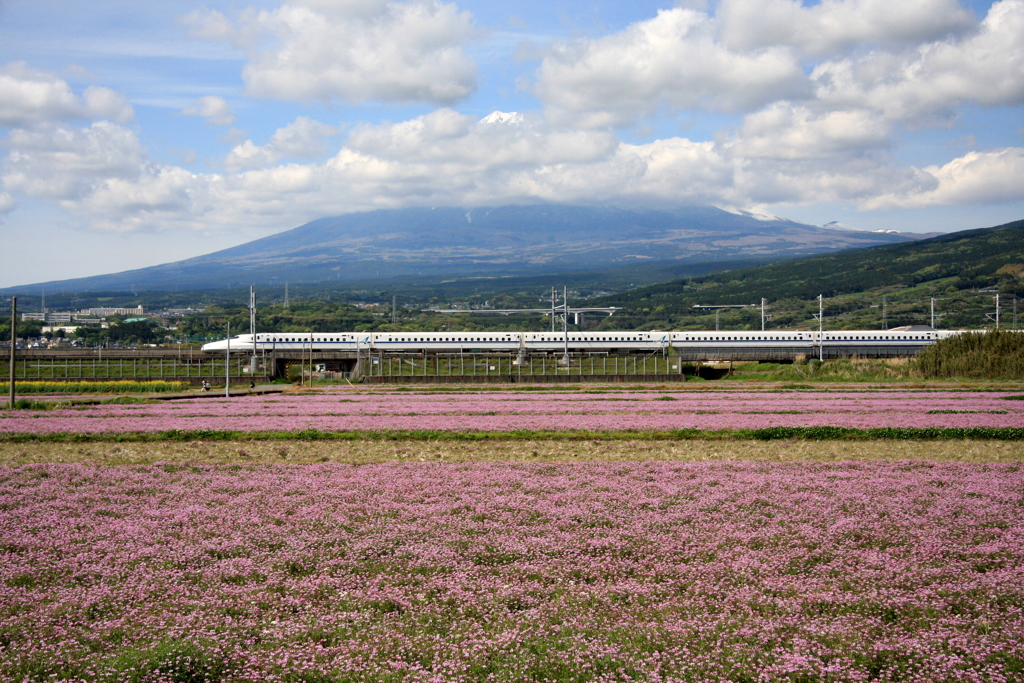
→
(201, 340, 227, 352)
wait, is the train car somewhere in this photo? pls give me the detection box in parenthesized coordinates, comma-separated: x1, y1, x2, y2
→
(669, 327, 960, 360)
(201, 326, 964, 360)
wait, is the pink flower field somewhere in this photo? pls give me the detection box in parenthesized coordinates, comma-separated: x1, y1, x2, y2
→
(2, 460, 1022, 682)
(1, 388, 1022, 434)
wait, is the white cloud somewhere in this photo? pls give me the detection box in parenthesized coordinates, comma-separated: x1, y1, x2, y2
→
(329, 116, 736, 208)
(347, 109, 618, 167)
(727, 103, 891, 159)
(0, 102, 1016, 238)
(0, 62, 133, 127)
(0, 120, 214, 234)
(0, 192, 14, 215)
(2, 108, 728, 233)
(532, 1, 1024, 131)
(734, 155, 933, 205)
(535, 8, 807, 127)
(2, 122, 147, 201)
(813, 0, 1024, 121)
(184, 0, 477, 105)
(718, 0, 974, 56)
(865, 147, 1024, 208)
(76, 167, 209, 234)
(225, 116, 338, 171)
(179, 8, 241, 44)
(182, 96, 236, 126)
(224, 140, 275, 172)
(80, 86, 135, 123)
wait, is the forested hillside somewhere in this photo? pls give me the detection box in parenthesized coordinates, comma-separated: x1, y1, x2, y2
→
(593, 220, 1024, 331)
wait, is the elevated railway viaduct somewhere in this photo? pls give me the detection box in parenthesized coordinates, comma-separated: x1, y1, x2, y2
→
(5, 334, 936, 384)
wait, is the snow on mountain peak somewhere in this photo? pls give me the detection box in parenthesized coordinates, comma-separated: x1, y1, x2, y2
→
(821, 220, 898, 234)
(718, 206, 786, 222)
(821, 220, 858, 231)
(480, 111, 523, 125)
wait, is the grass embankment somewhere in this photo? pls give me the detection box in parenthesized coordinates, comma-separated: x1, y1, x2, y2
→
(1, 380, 187, 394)
(726, 358, 914, 382)
(3, 438, 1022, 465)
(3, 396, 156, 411)
(725, 330, 1024, 382)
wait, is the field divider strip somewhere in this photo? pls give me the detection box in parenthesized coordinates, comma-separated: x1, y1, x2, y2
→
(1, 426, 1023, 443)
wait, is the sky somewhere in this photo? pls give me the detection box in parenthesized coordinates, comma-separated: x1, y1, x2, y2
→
(1, 0, 1023, 288)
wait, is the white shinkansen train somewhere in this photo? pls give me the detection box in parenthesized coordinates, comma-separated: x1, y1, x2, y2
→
(201, 327, 962, 359)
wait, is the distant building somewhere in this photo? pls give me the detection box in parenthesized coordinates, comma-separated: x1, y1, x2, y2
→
(82, 306, 144, 316)
(21, 311, 116, 323)
(22, 312, 73, 323)
(159, 307, 205, 317)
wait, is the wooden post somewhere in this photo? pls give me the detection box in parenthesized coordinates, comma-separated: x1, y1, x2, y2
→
(8, 296, 15, 409)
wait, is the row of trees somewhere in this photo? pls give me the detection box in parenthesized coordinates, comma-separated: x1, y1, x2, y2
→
(0, 316, 165, 347)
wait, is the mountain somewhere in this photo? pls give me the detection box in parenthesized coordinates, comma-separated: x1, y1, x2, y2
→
(4, 205, 921, 293)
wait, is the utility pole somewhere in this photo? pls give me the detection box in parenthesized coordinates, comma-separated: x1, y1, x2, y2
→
(249, 286, 258, 377)
(225, 321, 230, 398)
(931, 297, 936, 329)
(761, 298, 767, 331)
(882, 296, 888, 330)
(392, 295, 397, 325)
(996, 293, 1001, 329)
(308, 331, 314, 388)
(562, 286, 569, 366)
(715, 309, 720, 331)
(818, 294, 824, 362)
(550, 288, 556, 333)
(8, 297, 15, 410)
(284, 282, 289, 310)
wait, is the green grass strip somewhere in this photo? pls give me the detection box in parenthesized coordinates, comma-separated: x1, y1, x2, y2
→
(1, 426, 1022, 443)
(1, 381, 187, 394)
